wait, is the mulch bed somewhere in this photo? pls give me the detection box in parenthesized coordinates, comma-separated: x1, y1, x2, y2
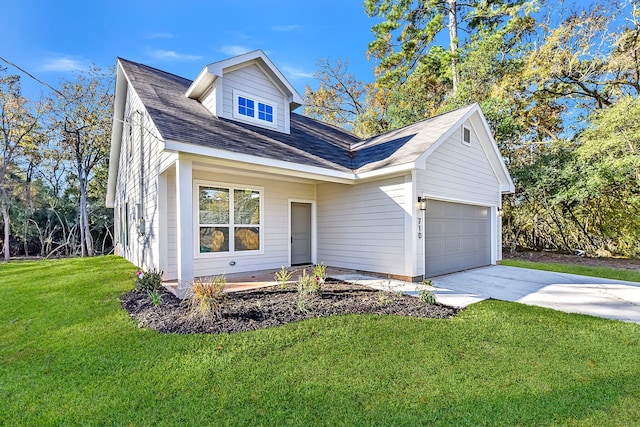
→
(121, 280, 459, 334)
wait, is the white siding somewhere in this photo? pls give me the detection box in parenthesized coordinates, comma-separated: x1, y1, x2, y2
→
(418, 120, 500, 207)
(113, 86, 165, 274)
(317, 176, 409, 276)
(414, 119, 502, 276)
(165, 169, 177, 278)
(221, 64, 286, 132)
(187, 168, 315, 279)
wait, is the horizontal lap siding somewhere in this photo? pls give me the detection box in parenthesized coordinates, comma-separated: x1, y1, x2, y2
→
(166, 169, 177, 279)
(317, 176, 408, 275)
(419, 121, 499, 206)
(222, 64, 286, 132)
(190, 169, 314, 278)
(114, 87, 164, 273)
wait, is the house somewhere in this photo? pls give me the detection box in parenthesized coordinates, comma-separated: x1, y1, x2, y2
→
(106, 50, 514, 298)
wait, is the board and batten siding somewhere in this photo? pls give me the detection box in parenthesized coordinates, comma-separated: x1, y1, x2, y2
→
(113, 86, 164, 273)
(174, 168, 316, 279)
(220, 64, 286, 132)
(317, 176, 410, 276)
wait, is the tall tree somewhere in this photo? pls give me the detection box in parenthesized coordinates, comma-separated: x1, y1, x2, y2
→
(0, 71, 41, 261)
(48, 66, 113, 257)
(304, 58, 388, 138)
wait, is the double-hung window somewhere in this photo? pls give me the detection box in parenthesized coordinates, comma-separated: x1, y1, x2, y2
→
(233, 90, 276, 128)
(197, 184, 262, 254)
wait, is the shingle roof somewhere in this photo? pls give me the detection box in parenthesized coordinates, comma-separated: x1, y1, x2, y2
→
(117, 58, 475, 173)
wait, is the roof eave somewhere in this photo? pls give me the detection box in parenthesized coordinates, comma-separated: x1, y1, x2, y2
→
(106, 60, 128, 207)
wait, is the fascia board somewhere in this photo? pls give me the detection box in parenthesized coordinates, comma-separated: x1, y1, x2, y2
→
(106, 61, 128, 207)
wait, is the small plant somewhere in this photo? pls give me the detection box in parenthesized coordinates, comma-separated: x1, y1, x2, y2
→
(313, 262, 327, 285)
(417, 279, 436, 304)
(296, 294, 308, 314)
(188, 275, 226, 319)
(274, 266, 293, 289)
(135, 269, 163, 292)
(147, 290, 162, 307)
(298, 268, 322, 297)
(377, 292, 393, 306)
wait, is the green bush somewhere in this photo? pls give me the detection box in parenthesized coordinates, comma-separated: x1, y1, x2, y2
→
(135, 269, 163, 292)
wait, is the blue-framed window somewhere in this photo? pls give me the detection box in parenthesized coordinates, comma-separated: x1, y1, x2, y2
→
(234, 91, 276, 126)
(238, 96, 255, 118)
(258, 103, 273, 122)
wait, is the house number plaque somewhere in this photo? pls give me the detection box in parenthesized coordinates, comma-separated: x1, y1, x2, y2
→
(418, 217, 422, 239)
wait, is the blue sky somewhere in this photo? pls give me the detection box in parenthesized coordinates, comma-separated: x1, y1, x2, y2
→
(3, 0, 380, 99)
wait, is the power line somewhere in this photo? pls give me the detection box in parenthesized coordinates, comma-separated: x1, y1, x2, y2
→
(0, 55, 66, 98)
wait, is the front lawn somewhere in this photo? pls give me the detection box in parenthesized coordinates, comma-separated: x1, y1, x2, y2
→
(501, 258, 640, 283)
(2, 256, 640, 426)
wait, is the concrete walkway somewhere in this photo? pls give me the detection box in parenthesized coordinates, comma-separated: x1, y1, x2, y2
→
(332, 265, 640, 324)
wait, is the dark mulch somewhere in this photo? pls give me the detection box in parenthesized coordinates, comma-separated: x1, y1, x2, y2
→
(121, 280, 459, 334)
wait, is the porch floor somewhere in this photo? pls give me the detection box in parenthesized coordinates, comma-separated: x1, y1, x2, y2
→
(162, 265, 371, 296)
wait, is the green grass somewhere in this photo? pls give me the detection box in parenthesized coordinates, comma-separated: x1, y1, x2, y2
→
(2, 256, 640, 426)
(501, 258, 640, 283)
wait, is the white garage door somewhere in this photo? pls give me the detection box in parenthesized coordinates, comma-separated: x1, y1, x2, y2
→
(425, 200, 491, 277)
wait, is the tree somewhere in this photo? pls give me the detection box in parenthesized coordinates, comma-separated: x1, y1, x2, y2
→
(48, 66, 113, 257)
(0, 70, 41, 261)
(304, 58, 388, 138)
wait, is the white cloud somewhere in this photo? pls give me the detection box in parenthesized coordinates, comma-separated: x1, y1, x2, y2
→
(218, 45, 254, 56)
(40, 57, 87, 72)
(148, 49, 202, 61)
(281, 65, 314, 79)
(271, 24, 301, 32)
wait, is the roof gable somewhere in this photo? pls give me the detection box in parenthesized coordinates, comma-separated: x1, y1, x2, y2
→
(185, 50, 304, 108)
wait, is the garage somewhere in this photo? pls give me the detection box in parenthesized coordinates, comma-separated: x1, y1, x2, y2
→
(424, 200, 491, 277)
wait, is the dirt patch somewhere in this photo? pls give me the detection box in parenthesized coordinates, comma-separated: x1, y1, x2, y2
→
(121, 280, 459, 334)
(503, 251, 640, 271)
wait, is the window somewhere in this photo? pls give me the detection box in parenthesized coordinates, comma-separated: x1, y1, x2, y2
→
(233, 90, 276, 127)
(462, 126, 471, 145)
(238, 96, 255, 118)
(197, 185, 261, 254)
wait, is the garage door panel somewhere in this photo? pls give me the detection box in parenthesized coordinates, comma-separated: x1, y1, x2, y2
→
(425, 200, 491, 277)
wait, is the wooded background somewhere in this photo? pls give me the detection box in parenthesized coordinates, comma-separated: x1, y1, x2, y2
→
(1, 0, 639, 260)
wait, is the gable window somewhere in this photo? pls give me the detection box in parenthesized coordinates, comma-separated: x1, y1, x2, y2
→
(462, 126, 471, 145)
(233, 90, 276, 128)
(197, 184, 262, 254)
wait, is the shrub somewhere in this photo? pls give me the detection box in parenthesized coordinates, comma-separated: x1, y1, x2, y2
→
(417, 280, 436, 304)
(188, 275, 226, 319)
(135, 269, 163, 292)
(274, 266, 293, 289)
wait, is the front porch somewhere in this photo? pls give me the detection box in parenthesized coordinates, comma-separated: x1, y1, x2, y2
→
(163, 265, 398, 297)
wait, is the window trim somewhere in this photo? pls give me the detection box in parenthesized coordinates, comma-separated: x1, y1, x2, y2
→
(194, 180, 264, 258)
(232, 89, 277, 128)
(462, 126, 472, 145)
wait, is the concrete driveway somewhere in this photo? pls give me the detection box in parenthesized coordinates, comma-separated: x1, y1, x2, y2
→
(430, 265, 640, 324)
(337, 265, 640, 324)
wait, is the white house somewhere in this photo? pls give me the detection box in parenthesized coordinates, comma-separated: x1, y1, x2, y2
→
(106, 50, 514, 298)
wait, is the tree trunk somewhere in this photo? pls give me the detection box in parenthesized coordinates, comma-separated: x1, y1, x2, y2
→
(1, 186, 9, 262)
(447, 0, 459, 93)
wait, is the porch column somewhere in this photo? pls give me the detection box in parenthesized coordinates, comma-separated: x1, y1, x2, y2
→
(176, 158, 193, 298)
